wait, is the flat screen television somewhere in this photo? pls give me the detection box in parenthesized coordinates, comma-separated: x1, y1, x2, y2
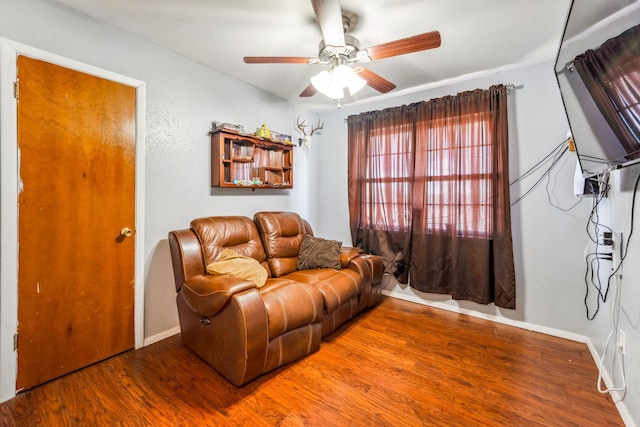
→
(555, 0, 640, 178)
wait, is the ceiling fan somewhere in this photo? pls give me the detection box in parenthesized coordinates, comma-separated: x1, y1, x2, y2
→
(243, 0, 441, 99)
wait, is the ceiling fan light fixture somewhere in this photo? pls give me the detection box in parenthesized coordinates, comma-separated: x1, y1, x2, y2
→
(311, 68, 344, 99)
(311, 64, 366, 99)
(310, 70, 332, 93)
(343, 67, 367, 96)
(325, 78, 347, 99)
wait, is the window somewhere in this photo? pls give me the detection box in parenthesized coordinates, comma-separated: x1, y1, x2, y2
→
(347, 85, 516, 309)
(360, 126, 413, 232)
(414, 113, 493, 238)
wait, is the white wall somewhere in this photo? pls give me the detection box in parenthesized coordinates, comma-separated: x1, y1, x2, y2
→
(556, 4, 640, 421)
(0, 0, 637, 423)
(591, 168, 640, 422)
(314, 61, 592, 332)
(0, 0, 313, 400)
(312, 61, 638, 424)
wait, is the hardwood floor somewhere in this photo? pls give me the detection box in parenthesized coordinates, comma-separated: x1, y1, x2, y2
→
(0, 297, 624, 426)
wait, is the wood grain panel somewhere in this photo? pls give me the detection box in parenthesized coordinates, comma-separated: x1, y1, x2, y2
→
(16, 56, 136, 391)
(0, 297, 624, 426)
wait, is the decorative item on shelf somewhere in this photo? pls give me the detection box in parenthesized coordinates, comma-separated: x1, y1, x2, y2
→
(254, 124, 294, 145)
(255, 124, 271, 139)
(296, 116, 324, 149)
(213, 121, 243, 134)
(272, 132, 293, 144)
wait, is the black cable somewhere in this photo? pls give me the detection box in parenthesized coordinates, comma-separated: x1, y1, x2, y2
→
(545, 145, 583, 211)
(510, 139, 568, 186)
(584, 183, 611, 318)
(602, 168, 640, 302)
(586, 182, 612, 244)
(585, 166, 640, 320)
(511, 146, 569, 206)
(585, 253, 610, 320)
(583, 176, 613, 319)
(578, 154, 611, 163)
(585, 252, 613, 261)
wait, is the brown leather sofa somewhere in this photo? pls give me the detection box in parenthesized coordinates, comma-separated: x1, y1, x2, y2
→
(168, 211, 384, 386)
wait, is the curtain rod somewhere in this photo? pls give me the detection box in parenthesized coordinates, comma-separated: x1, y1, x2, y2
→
(343, 83, 518, 122)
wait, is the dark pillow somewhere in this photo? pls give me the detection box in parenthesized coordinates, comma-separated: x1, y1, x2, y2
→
(297, 235, 342, 270)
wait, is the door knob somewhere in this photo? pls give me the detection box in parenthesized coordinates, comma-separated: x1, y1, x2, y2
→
(120, 227, 134, 237)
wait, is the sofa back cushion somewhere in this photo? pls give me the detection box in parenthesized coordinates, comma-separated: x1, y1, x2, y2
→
(191, 216, 269, 273)
(254, 211, 308, 277)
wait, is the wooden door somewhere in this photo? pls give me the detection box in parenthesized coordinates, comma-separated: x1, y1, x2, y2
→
(16, 56, 136, 391)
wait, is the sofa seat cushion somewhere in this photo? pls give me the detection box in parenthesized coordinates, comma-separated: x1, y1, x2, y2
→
(260, 278, 324, 339)
(283, 269, 361, 314)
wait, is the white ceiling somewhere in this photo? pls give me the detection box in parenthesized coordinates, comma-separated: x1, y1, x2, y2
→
(51, 0, 579, 109)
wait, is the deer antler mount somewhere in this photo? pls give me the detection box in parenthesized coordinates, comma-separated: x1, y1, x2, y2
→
(296, 116, 324, 149)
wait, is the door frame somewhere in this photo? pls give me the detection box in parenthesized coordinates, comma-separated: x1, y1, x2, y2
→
(0, 38, 146, 402)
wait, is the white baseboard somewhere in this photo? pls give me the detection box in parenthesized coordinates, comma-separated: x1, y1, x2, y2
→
(382, 289, 587, 343)
(143, 326, 180, 347)
(383, 290, 637, 426)
(585, 338, 637, 427)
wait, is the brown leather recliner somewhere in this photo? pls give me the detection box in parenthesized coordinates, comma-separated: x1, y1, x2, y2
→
(255, 211, 372, 335)
(168, 212, 383, 386)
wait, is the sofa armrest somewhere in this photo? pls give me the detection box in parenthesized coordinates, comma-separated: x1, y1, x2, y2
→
(180, 274, 256, 317)
(168, 229, 206, 292)
(176, 288, 270, 386)
(340, 246, 364, 268)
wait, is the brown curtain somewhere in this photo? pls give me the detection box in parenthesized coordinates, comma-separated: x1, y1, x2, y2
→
(347, 107, 415, 282)
(410, 86, 515, 308)
(574, 24, 640, 159)
(347, 85, 516, 308)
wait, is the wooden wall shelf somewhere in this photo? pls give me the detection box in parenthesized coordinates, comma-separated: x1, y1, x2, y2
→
(210, 130, 293, 189)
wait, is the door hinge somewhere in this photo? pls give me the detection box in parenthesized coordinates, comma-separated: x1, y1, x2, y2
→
(14, 81, 19, 100)
(13, 333, 18, 351)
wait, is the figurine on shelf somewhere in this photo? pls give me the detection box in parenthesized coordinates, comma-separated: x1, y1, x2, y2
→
(255, 124, 271, 139)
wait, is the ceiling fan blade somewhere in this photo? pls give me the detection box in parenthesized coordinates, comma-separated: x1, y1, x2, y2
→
(299, 83, 317, 97)
(355, 68, 396, 93)
(364, 31, 441, 61)
(243, 57, 317, 64)
(311, 0, 346, 48)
